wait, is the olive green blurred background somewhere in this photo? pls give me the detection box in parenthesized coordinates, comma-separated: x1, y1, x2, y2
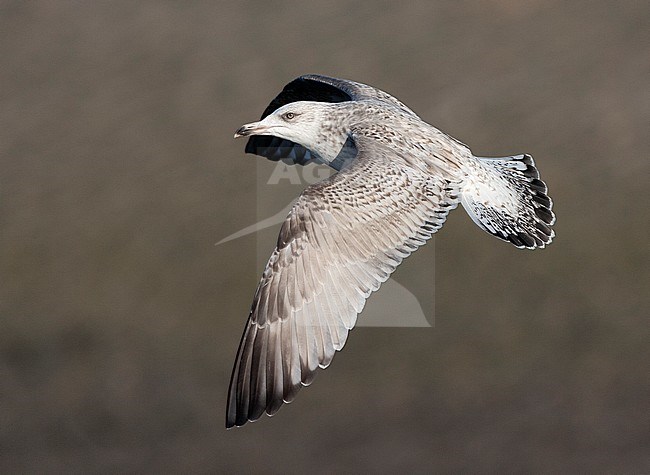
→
(1, 1, 649, 472)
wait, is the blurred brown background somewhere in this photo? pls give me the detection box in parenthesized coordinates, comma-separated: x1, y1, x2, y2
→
(1, 1, 649, 472)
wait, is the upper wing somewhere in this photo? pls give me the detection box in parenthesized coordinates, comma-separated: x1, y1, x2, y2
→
(245, 75, 419, 166)
(299, 74, 419, 117)
(226, 144, 458, 427)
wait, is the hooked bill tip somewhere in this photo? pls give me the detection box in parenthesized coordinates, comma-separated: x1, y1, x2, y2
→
(234, 126, 248, 138)
(234, 122, 267, 139)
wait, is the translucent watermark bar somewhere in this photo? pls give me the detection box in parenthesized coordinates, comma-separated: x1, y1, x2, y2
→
(218, 148, 436, 328)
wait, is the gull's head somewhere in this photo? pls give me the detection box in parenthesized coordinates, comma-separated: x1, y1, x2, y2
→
(234, 101, 331, 148)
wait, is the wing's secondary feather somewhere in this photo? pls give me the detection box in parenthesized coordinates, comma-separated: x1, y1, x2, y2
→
(226, 146, 458, 427)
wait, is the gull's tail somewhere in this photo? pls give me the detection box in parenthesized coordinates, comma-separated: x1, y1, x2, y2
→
(459, 154, 555, 249)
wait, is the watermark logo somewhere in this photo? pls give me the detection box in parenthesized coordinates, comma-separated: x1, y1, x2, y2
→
(266, 161, 331, 185)
(218, 155, 435, 327)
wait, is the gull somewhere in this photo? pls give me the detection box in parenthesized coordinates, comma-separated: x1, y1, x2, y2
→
(227, 74, 555, 428)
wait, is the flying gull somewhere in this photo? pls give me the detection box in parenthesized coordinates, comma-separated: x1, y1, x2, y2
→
(228, 74, 555, 428)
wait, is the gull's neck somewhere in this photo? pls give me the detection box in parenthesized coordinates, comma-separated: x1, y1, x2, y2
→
(310, 103, 356, 165)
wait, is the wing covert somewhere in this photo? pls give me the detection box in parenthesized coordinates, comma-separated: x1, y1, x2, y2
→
(226, 146, 458, 427)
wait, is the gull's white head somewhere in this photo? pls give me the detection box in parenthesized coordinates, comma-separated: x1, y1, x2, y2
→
(234, 101, 348, 161)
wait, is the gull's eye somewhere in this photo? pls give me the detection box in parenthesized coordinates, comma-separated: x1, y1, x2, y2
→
(282, 112, 295, 120)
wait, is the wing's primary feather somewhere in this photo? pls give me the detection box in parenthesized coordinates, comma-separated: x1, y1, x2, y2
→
(226, 143, 459, 427)
(245, 75, 419, 166)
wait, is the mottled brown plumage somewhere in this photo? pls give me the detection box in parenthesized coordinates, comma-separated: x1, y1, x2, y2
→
(228, 75, 555, 428)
